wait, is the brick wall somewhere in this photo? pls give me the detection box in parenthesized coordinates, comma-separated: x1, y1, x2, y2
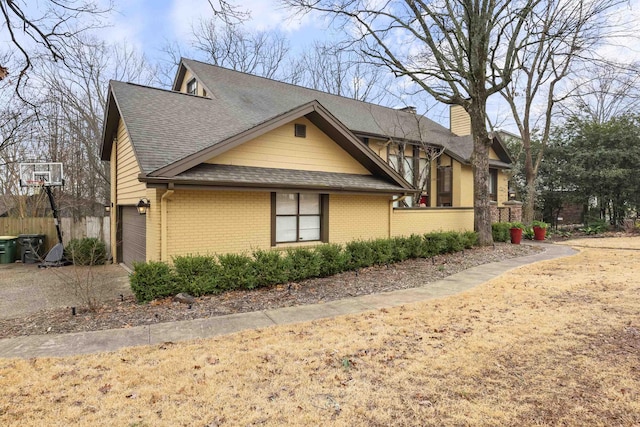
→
(392, 208, 474, 236)
(491, 201, 522, 223)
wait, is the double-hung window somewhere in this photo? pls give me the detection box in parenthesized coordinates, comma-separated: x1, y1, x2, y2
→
(272, 193, 327, 244)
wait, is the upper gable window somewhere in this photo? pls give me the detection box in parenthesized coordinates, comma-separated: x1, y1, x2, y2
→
(294, 124, 306, 138)
(186, 78, 198, 95)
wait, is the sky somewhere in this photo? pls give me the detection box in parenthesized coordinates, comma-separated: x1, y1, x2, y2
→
(3, 0, 640, 129)
(108, 0, 328, 62)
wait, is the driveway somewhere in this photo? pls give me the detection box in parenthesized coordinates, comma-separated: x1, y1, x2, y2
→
(0, 262, 131, 319)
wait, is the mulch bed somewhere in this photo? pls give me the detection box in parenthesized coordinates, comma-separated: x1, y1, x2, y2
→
(0, 243, 542, 339)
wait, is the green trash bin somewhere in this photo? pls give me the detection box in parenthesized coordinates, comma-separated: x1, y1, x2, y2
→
(0, 236, 18, 264)
(18, 234, 46, 264)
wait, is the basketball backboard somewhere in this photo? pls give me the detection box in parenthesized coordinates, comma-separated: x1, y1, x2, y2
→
(19, 162, 64, 187)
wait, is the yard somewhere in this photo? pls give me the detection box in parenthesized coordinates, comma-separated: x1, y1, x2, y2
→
(1, 237, 639, 426)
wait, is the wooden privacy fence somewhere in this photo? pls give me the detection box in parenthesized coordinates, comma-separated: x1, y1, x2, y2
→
(0, 216, 110, 256)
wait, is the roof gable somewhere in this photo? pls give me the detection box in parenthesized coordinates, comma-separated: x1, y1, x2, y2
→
(150, 99, 412, 190)
(206, 117, 372, 175)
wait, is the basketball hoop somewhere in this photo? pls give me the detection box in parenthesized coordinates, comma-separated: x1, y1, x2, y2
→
(26, 180, 44, 194)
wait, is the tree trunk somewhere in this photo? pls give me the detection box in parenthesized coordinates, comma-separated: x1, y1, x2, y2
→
(469, 101, 493, 246)
(523, 178, 536, 224)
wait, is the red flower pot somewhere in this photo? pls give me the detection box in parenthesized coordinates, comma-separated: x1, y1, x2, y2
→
(533, 226, 546, 241)
(510, 228, 523, 244)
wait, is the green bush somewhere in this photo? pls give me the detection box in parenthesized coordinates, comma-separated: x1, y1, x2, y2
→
(461, 231, 478, 248)
(345, 240, 375, 269)
(172, 255, 221, 296)
(217, 253, 257, 290)
(315, 244, 346, 277)
(252, 249, 290, 286)
(65, 237, 107, 265)
(424, 233, 448, 256)
(130, 261, 176, 303)
(390, 236, 411, 262)
(129, 231, 480, 302)
(443, 231, 465, 253)
(492, 222, 511, 242)
(287, 247, 322, 282)
(523, 226, 535, 240)
(370, 238, 395, 265)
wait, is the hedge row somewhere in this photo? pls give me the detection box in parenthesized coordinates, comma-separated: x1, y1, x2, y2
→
(130, 231, 479, 303)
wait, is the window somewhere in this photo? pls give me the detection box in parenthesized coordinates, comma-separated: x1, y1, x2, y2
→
(437, 165, 452, 206)
(294, 124, 307, 138)
(489, 168, 498, 202)
(272, 193, 327, 244)
(388, 144, 431, 207)
(186, 78, 197, 95)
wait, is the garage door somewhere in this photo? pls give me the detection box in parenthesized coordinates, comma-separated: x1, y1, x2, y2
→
(121, 206, 146, 268)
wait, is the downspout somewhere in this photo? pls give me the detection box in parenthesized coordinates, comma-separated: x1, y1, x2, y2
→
(160, 185, 174, 262)
(389, 194, 408, 238)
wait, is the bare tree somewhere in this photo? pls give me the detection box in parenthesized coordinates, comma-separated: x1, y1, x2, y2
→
(0, 0, 111, 99)
(191, 19, 290, 79)
(283, 0, 543, 244)
(560, 62, 640, 124)
(286, 41, 393, 103)
(499, 0, 628, 223)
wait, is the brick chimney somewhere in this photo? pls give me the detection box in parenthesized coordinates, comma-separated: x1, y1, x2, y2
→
(449, 105, 471, 136)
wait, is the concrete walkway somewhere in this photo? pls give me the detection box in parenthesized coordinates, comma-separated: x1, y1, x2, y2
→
(0, 243, 577, 359)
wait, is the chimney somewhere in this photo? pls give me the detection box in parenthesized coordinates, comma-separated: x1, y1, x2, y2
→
(449, 105, 471, 136)
(397, 106, 417, 114)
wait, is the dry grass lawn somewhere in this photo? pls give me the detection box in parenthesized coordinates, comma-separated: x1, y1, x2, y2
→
(1, 237, 639, 426)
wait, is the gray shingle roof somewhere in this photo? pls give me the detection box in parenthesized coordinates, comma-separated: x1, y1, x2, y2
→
(154, 164, 407, 193)
(183, 58, 457, 148)
(103, 59, 512, 180)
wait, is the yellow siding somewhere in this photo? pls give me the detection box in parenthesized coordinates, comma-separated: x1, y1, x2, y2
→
(489, 147, 499, 160)
(145, 187, 162, 262)
(329, 194, 390, 243)
(391, 208, 474, 236)
(207, 117, 371, 175)
(109, 142, 117, 261)
(450, 105, 471, 136)
(161, 190, 272, 259)
(115, 119, 146, 205)
(367, 137, 389, 161)
(458, 164, 474, 207)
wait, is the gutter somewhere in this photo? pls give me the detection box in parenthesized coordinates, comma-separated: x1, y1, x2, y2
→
(160, 185, 174, 262)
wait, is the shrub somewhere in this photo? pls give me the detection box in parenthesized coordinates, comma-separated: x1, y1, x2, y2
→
(523, 226, 535, 240)
(130, 261, 176, 303)
(287, 247, 322, 282)
(461, 231, 478, 249)
(217, 253, 257, 290)
(315, 244, 346, 277)
(532, 220, 549, 229)
(252, 249, 290, 287)
(65, 237, 107, 265)
(172, 255, 221, 296)
(390, 236, 411, 262)
(424, 232, 448, 256)
(400, 234, 425, 259)
(492, 222, 511, 242)
(443, 231, 465, 253)
(370, 238, 395, 265)
(345, 240, 375, 269)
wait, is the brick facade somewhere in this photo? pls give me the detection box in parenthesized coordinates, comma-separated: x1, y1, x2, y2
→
(491, 200, 522, 223)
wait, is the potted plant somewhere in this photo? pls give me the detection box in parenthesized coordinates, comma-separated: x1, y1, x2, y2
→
(509, 222, 525, 244)
(532, 220, 549, 241)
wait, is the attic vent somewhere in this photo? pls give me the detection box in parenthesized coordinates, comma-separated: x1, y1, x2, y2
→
(294, 124, 307, 138)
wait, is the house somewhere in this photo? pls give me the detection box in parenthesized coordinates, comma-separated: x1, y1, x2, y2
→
(100, 58, 514, 268)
